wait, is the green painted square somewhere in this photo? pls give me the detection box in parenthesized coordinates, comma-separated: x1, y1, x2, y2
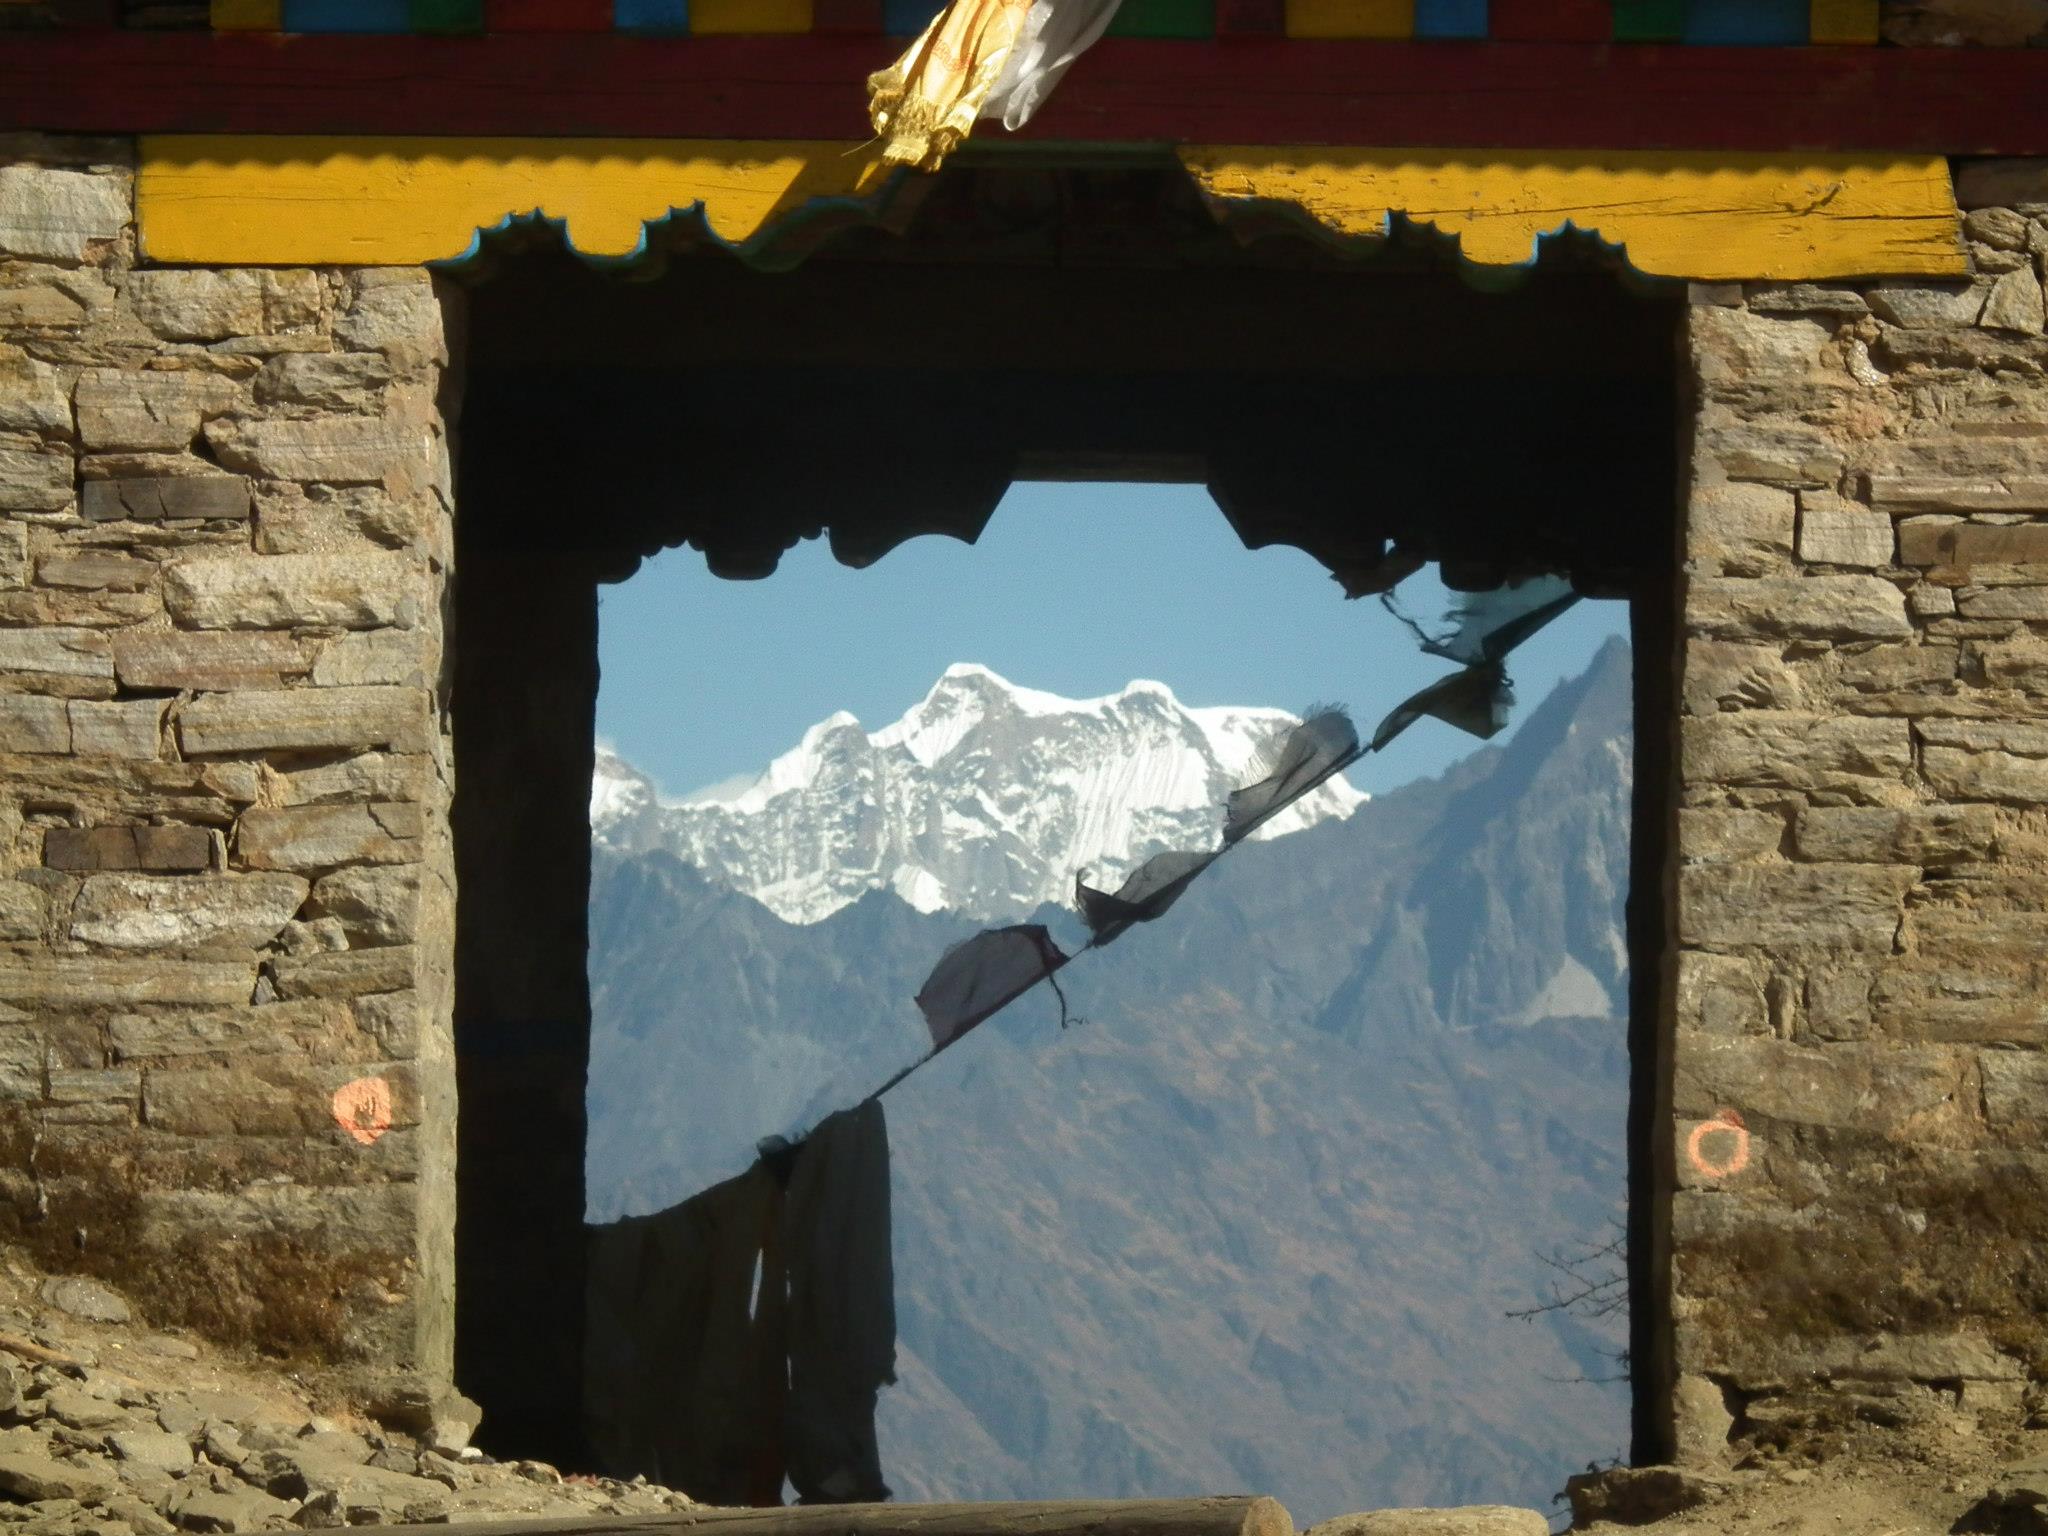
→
(1611, 0, 1683, 38)
(411, 0, 484, 29)
(1109, 0, 1212, 38)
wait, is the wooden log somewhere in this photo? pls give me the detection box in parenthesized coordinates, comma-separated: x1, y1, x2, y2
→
(372, 1499, 1296, 1536)
(0, 33, 2045, 153)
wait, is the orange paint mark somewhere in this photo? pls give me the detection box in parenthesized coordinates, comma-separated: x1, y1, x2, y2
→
(1687, 1109, 1751, 1179)
(332, 1077, 393, 1147)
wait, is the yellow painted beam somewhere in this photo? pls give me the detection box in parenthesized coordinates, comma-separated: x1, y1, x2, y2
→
(1284, 0, 1412, 38)
(691, 0, 814, 31)
(210, 0, 282, 28)
(136, 137, 1964, 282)
(1177, 147, 1965, 281)
(138, 137, 890, 266)
(1810, 0, 1880, 44)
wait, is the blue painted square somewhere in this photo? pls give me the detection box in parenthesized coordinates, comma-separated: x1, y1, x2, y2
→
(882, 0, 943, 34)
(1683, 0, 1806, 42)
(1414, 0, 1485, 36)
(283, 0, 411, 28)
(615, 0, 688, 28)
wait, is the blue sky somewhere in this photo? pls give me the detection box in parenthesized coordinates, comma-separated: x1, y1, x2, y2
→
(596, 482, 1630, 799)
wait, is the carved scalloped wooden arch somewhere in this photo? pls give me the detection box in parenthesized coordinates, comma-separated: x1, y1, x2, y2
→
(136, 136, 1964, 281)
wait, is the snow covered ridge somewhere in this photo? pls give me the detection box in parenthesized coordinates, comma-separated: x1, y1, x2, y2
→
(592, 663, 1368, 925)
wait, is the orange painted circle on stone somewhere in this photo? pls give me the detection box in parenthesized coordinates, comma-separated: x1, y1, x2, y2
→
(332, 1076, 394, 1147)
(1686, 1108, 1750, 1179)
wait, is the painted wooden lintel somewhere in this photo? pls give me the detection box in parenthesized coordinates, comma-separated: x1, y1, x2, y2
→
(1177, 148, 1967, 281)
(136, 136, 1966, 281)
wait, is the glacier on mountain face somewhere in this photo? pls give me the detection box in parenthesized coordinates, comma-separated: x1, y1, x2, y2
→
(591, 663, 1367, 925)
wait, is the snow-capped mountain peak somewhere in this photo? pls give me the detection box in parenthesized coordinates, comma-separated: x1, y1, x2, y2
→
(593, 665, 1366, 924)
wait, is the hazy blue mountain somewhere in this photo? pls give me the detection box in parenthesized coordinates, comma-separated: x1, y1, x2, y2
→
(585, 638, 1635, 1521)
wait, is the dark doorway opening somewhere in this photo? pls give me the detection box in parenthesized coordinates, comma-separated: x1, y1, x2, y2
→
(448, 160, 1682, 1474)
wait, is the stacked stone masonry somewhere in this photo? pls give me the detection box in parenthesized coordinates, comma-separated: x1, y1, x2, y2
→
(1672, 159, 2048, 1460)
(0, 134, 457, 1383)
(6, 120, 2048, 1472)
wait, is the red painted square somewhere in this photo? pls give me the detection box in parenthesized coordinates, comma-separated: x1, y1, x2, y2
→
(813, 0, 881, 32)
(1487, 0, 1606, 38)
(485, 0, 613, 28)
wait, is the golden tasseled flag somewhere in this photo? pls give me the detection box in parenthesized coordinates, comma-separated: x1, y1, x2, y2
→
(867, 0, 1036, 171)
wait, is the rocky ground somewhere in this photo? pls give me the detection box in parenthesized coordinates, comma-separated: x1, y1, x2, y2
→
(0, 1262, 698, 1535)
(0, 1248, 2038, 1536)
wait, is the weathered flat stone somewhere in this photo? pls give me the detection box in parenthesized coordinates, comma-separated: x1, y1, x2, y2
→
(1744, 282, 1870, 317)
(1867, 474, 2048, 516)
(76, 371, 240, 455)
(106, 999, 347, 1064)
(277, 752, 432, 808)
(68, 700, 166, 759)
(204, 415, 429, 487)
(335, 274, 449, 374)
(1689, 575, 1912, 640)
(168, 1485, 296, 1534)
(310, 866, 419, 948)
(1686, 484, 1795, 574)
(1924, 745, 2048, 803)
(0, 448, 74, 515)
(111, 631, 309, 694)
(0, 696, 73, 754)
(44, 826, 211, 873)
(1304, 1512, 1546, 1536)
(38, 1276, 130, 1326)
(0, 628, 112, 683)
(309, 631, 429, 688)
(245, 1445, 444, 1519)
(1702, 423, 1846, 487)
(1983, 1049, 2048, 1130)
(235, 804, 420, 872)
(273, 947, 417, 1001)
(0, 1451, 116, 1504)
(1776, 1332, 2024, 1384)
(1982, 267, 2048, 335)
(1899, 519, 2048, 567)
(1678, 863, 1916, 953)
(36, 553, 155, 593)
(40, 1385, 126, 1432)
(1681, 641, 1805, 715)
(105, 1432, 189, 1475)
(142, 1063, 364, 1138)
(81, 476, 251, 525)
(1676, 807, 1783, 863)
(69, 873, 308, 953)
(0, 349, 74, 441)
(1795, 805, 1997, 865)
(255, 353, 393, 410)
(122, 270, 320, 344)
(1868, 280, 1988, 329)
(1682, 713, 1913, 799)
(163, 552, 419, 631)
(1835, 641, 1957, 695)
(1980, 634, 2048, 694)
(178, 686, 428, 756)
(0, 166, 128, 263)
(0, 955, 251, 1007)
(1958, 584, 2048, 620)
(1796, 494, 1893, 567)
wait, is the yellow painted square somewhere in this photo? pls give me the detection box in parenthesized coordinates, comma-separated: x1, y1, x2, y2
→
(690, 0, 812, 31)
(211, 0, 283, 27)
(1810, 0, 1877, 43)
(1285, 0, 1411, 37)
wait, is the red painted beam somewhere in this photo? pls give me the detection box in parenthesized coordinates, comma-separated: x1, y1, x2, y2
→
(0, 32, 2044, 152)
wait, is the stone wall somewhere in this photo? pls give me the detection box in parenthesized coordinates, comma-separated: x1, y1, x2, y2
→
(1670, 160, 2048, 1459)
(0, 134, 458, 1381)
